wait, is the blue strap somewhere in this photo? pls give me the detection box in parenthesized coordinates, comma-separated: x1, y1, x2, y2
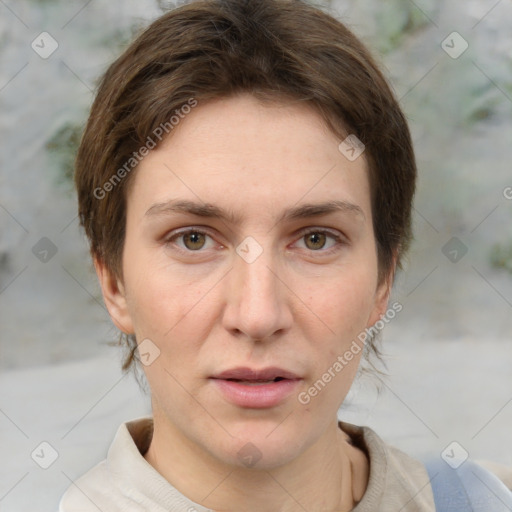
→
(424, 457, 512, 511)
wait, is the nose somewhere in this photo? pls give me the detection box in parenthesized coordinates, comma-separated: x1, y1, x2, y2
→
(221, 245, 293, 342)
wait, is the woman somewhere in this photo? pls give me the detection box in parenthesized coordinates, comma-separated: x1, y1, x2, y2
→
(59, 1, 512, 510)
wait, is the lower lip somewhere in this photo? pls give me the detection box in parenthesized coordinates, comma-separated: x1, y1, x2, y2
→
(211, 378, 301, 408)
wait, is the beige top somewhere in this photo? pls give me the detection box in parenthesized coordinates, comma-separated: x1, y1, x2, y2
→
(59, 416, 436, 511)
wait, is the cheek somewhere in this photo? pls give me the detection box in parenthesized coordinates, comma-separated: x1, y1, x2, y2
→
(301, 275, 375, 411)
(128, 276, 197, 337)
(121, 235, 188, 328)
(309, 266, 378, 339)
(122, 255, 220, 360)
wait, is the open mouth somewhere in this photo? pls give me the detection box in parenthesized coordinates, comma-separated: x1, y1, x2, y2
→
(210, 368, 301, 408)
(212, 366, 300, 382)
(225, 377, 287, 384)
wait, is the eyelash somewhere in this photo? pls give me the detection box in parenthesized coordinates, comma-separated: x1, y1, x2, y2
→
(164, 227, 346, 256)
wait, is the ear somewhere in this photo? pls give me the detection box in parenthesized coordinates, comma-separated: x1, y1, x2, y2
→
(94, 257, 135, 335)
(366, 253, 397, 327)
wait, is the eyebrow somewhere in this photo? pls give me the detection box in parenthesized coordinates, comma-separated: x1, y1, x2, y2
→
(144, 199, 365, 224)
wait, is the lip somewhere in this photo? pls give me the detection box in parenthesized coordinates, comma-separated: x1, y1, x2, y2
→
(210, 366, 302, 409)
(212, 366, 300, 381)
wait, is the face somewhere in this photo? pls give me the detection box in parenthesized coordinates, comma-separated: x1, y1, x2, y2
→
(97, 93, 391, 469)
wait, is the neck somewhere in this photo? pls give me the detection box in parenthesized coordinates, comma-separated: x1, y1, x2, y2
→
(143, 414, 368, 512)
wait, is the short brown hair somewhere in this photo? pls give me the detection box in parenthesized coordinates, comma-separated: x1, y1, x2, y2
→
(75, 0, 416, 373)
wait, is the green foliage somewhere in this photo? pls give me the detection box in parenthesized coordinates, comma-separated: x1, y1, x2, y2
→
(45, 122, 83, 188)
(490, 241, 512, 274)
(373, 0, 430, 54)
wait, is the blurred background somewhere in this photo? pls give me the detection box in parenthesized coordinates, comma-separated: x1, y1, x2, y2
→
(0, 0, 511, 510)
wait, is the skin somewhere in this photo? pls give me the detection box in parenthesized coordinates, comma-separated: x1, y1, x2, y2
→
(95, 93, 394, 512)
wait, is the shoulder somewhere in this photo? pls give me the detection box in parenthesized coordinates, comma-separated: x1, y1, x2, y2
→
(424, 456, 512, 511)
(342, 422, 512, 511)
(58, 418, 153, 512)
(340, 421, 435, 511)
(58, 460, 114, 511)
(476, 460, 512, 491)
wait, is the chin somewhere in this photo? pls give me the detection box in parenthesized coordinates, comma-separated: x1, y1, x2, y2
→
(206, 420, 312, 470)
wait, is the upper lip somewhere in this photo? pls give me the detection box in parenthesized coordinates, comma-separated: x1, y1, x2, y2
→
(211, 367, 301, 381)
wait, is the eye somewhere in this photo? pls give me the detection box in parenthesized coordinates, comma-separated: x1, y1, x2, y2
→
(164, 227, 344, 255)
(165, 229, 217, 251)
(294, 229, 343, 252)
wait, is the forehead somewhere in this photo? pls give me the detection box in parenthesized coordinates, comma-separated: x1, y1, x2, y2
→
(127, 94, 371, 223)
